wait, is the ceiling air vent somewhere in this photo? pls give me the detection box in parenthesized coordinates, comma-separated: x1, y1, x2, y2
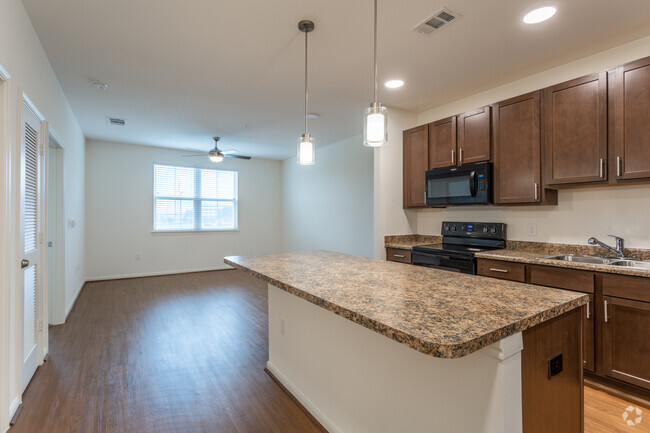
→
(107, 117, 127, 126)
(413, 8, 461, 36)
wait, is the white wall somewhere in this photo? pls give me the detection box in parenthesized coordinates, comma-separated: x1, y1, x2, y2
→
(85, 139, 283, 280)
(375, 36, 650, 250)
(0, 0, 85, 428)
(282, 135, 374, 258)
(373, 108, 418, 258)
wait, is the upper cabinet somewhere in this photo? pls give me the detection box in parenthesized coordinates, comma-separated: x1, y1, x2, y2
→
(403, 125, 429, 209)
(543, 72, 608, 186)
(493, 92, 557, 205)
(457, 106, 492, 165)
(609, 56, 650, 181)
(428, 116, 456, 169)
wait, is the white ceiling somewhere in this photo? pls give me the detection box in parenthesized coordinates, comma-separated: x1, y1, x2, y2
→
(22, 0, 650, 159)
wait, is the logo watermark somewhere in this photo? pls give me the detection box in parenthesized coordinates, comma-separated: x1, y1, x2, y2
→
(622, 405, 643, 427)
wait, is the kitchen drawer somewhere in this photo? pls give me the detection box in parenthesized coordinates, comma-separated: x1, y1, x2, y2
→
(386, 248, 411, 264)
(529, 265, 594, 294)
(477, 259, 526, 282)
(602, 273, 650, 303)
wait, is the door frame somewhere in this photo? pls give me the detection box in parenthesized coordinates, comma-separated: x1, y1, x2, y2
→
(14, 91, 47, 398)
(47, 130, 65, 326)
(0, 60, 12, 433)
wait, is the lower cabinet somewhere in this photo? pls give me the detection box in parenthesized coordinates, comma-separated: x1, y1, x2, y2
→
(478, 258, 650, 395)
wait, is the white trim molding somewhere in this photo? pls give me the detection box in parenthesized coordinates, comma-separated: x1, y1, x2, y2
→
(0, 61, 12, 433)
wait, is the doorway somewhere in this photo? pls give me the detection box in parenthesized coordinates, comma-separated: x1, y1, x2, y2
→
(47, 133, 65, 325)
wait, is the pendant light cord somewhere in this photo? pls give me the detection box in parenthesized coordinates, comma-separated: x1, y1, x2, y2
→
(373, 0, 378, 104)
(305, 28, 309, 135)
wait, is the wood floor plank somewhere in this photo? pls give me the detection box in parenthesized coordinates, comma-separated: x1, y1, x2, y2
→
(9, 269, 647, 432)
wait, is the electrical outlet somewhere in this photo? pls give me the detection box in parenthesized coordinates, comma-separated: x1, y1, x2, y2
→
(548, 353, 563, 379)
(135, 253, 141, 261)
(280, 318, 286, 336)
(38, 320, 43, 332)
(527, 223, 537, 236)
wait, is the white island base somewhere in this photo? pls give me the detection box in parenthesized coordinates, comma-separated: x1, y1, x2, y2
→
(267, 284, 526, 433)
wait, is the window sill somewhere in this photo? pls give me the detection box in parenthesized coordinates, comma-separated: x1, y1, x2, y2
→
(151, 229, 239, 235)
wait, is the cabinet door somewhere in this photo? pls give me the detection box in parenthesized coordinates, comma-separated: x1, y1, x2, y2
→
(603, 296, 650, 390)
(457, 106, 491, 165)
(544, 72, 607, 185)
(611, 56, 650, 180)
(493, 92, 542, 204)
(428, 116, 456, 169)
(584, 294, 595, 372)
(403, 125, 428, 208)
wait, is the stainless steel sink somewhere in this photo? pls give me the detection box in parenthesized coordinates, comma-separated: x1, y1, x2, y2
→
(541, 254, 614, 265)
(607, 260, 650, 270)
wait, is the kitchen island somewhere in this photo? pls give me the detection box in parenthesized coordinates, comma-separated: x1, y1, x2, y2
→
(225, 251, 588, 433)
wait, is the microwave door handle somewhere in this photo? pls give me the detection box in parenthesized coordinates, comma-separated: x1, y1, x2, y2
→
(469, 171, 477, 197)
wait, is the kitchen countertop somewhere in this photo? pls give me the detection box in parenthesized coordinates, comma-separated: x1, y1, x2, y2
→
(476, 249, 650, 278)
(384, 234, 441, 250)
(225, 251, 587, 359)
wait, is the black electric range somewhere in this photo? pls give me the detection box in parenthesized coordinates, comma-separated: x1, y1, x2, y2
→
(412, 221, 506, 275)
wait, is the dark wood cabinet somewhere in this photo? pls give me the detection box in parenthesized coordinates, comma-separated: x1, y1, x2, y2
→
(610, 56, 650, 181)
(428, 116, 456, 169)
(544, 72, 608, 186)
(479, 259, 650, 396)
(603, 296, 650, 390)
(457, 106, 491, 165)
(493, 92, 557, 205)
(403, 125, 428, 208)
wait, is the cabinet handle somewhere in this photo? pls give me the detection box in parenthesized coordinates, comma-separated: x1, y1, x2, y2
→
(616, 156, 622, 177)
(489, 268, 509, 273)
(586, 300, 590, 319)
(451, 149, 455, 164)
(393, 254, 405, 258)
(459, 148, 463, 164)
(534, 183, 538, 200)
(599, 158, 604, 178)
(604, 300, 609, 323)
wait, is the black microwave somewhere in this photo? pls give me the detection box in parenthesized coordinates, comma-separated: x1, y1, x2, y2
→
(425, 162, 492, 206)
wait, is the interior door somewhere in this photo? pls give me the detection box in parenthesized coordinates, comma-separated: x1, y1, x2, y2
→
(20, 101, 42, 392)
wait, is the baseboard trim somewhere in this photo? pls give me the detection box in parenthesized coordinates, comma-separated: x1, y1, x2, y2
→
(265, 361, 339, 433)
(8, 399, 21, 426)
(65, 279, 87, 320)
(85, 265, 233, 283)
(584, 376, 650, 409)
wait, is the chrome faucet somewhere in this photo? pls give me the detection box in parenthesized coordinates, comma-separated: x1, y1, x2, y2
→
(588, 235, 625, 258)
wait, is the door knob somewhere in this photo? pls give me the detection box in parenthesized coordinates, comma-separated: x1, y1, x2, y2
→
(21, 259, 29, 269)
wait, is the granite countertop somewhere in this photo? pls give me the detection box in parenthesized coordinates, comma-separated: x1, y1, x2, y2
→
(225, 251, 587, 359)
(476, 249, 650, 278)
(384, 234, 442, 250)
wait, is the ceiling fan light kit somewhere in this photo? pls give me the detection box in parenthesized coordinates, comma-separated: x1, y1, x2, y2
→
(297, 19, 316, 166)
(363, 0, 388, 147)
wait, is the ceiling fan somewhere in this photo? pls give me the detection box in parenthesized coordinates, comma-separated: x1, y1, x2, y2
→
(182, 137, 252, 162)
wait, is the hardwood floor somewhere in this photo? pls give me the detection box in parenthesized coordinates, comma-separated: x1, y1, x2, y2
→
(10, 270, 322, 433)
(9, 270, 647, 432)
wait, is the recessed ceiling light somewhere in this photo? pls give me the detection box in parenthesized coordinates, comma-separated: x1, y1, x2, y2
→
(307, 113, 320, 119)
(523, 6, 556, 24)
(385, 79, 404, 89)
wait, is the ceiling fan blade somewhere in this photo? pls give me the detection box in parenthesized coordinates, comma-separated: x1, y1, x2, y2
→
(223, 154, 252, 160)
(220, 149, 239, 155)
(184, 148, 208, 153)
(180, 154, 208, 157)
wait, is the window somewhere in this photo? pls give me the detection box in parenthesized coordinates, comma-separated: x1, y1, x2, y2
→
(153, 164, 238, 231)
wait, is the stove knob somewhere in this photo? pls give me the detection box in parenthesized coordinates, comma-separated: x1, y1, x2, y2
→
(483, 227, 489, 234)
(444, 225, 450, 232)
(451, 226, 457, 231)
(490, 227, 497, 234)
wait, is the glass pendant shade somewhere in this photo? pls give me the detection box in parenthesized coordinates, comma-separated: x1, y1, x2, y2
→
(363, 103, 388, 147)
(297, 133, 315, 165)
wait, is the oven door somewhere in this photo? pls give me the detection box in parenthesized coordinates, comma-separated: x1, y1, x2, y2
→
(425, 163, 491, 206)
(411, 251, 476, 274)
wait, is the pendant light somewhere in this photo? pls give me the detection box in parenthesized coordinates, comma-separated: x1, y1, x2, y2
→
(363, 0, 388, 147)
(297, 20, 315, 165)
